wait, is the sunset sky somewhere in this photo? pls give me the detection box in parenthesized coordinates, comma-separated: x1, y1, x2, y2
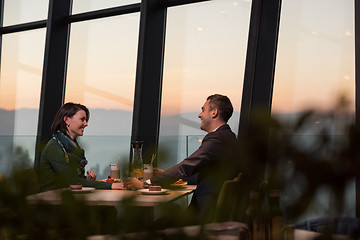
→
(0, 0, 355, 115)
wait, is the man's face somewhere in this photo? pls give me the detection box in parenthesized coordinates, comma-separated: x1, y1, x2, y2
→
(198, 100, 213, 132)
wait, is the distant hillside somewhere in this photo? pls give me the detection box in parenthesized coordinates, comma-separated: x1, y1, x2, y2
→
(0, 108, 37, 135)
(0, 108, 240, 136)
(0, 108, 133, 136)
(2, 108, 354, 137)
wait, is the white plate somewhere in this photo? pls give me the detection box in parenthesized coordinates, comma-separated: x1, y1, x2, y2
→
(138, 189, 169, 195)
(69, 187, 95, 193)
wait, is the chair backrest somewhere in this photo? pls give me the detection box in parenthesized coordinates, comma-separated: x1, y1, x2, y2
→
(14, 168, 40, 196)
(214, 173, 249, 222)
(0, 174, 5, 183)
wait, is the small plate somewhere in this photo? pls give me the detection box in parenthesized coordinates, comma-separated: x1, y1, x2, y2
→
(138, 189, 169, 195)
(171, 181, 188, 189)
(173, 181, 188, 186)
(69, 187, 95, 193)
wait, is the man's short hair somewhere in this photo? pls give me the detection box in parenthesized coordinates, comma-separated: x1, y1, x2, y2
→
(207, 94, 233, 122)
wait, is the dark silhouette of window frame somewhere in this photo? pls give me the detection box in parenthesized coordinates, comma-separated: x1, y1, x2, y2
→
(1, 0, 358, 216)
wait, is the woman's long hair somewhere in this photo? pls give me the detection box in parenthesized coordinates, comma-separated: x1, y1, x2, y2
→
(51, 103, 89, 135)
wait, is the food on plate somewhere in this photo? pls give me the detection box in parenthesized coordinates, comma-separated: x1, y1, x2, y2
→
(174, 179, 184, 184)
(170, 179, 188, 189)
(99, 177, 122, 183)
(173, 179, 188, 185)
(149, 185, 162, 191)
(70, 184, 82, 190)
(106, 176, 114, 183)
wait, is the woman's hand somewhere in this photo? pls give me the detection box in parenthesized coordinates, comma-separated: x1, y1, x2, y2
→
(111, 182, 125, 190)
(125, 177, 144, 190)
(86, 170, 97, 180)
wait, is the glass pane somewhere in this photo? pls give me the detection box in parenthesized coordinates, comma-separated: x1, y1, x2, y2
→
(273, 0, 355, 124)
(273, 0, 355, 220)
(0, 29, 46, 175)
(159, 0, 252, 168)
(3, 0, 49, 26)
(65, 14, 139, 180)
(72, 0, 140, 14)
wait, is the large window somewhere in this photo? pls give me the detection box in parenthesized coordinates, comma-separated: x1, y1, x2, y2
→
(72, 0, 140, 15)
(3, 0, 49, 26)
(0, 29, 46, 175)
(273, 0, 354, 120)
(159, 0, 252, 168)
(273, 0, 355, 220)
(0, 0, 357, 219)
(65, 14, 140, 179)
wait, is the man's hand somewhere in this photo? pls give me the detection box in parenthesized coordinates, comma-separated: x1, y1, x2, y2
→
(125, 177, 144, 190)
(86, 170, 97, 180)
(153, 168, 164, 176)
(111, 182, 125, 190)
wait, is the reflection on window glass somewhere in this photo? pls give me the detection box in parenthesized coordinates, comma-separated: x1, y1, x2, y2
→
(0, 29, 46, 174)
(65, 14, 139, 179)
(72, 0, 140, 14)
(273, 0, 354, 121)
(273, 0, 355, 220)
(159, 0, 251, 168)
(3, 0, 49, 26)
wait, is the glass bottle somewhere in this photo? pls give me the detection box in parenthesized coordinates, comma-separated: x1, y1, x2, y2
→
(245, 191, 266, 240)
(269, 190, 284, 240)
(283, 225, 294, 240)
(130, 141, 144, 179)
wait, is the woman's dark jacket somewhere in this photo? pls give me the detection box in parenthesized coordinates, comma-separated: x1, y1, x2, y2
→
(39, 131, 111, 192)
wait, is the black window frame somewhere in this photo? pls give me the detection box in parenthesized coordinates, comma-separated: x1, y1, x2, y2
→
(0, 0, 359, 216)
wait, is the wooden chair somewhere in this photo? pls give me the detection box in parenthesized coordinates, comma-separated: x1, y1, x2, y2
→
(214, 173, 250, 222)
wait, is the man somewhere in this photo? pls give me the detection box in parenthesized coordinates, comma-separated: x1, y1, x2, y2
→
(127, 94, 239, 222)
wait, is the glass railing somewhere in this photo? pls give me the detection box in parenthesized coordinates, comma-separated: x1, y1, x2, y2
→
(0, 135, 205, 180)
(0, 135, 36, 177)
(157, 135, 204, 170)
(0, 135, 132, 180)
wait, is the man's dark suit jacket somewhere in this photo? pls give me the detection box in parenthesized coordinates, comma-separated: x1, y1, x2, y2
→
(151, 124, 239, 221)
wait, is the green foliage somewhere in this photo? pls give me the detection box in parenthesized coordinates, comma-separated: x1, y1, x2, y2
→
(1, 96, 360, 238)
(270, 111, 355, 218)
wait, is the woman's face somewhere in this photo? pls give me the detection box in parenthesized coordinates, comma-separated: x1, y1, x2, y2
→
(64, 110, 88, 139)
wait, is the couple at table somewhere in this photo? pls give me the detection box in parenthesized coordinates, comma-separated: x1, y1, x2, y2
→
(38, 94, 239, 222)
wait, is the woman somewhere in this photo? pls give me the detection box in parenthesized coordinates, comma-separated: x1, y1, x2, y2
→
(39, 102, 124, 192)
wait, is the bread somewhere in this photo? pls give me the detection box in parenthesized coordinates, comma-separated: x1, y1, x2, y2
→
(149, 185, 161, 191)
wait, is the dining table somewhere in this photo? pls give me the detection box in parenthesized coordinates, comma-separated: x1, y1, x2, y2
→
(26, 185, 197, 207)
(24, 184, 197, 234)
